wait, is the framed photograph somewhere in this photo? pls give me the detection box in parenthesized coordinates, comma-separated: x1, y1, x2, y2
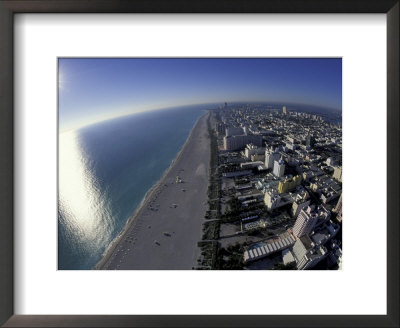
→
(56, 57, 343, 271)
(0, 1, 398, 327)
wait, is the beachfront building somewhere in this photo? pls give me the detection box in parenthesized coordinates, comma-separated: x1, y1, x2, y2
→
(225, 126, 244, 137)
(223, 134, 263, 151)
(215, 122, 226, 135)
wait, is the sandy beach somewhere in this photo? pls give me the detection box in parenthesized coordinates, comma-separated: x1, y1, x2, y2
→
(96, 111, 211, 269)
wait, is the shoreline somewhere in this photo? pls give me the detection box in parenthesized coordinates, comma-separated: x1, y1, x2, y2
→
(95, 111, 210, 269)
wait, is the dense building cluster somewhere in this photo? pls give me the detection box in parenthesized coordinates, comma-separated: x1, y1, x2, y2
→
(212, 104, 342, 270)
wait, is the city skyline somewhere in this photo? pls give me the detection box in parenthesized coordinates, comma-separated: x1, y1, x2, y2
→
(58, 58, 342, 131)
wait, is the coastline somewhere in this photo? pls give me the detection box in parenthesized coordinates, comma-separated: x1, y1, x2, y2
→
(95, 111, 211, 269)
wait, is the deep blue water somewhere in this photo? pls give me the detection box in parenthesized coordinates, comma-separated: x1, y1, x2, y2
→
(58, 106, 207, 269)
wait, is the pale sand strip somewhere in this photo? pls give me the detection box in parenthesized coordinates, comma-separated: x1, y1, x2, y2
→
(95, 111, 211, 269)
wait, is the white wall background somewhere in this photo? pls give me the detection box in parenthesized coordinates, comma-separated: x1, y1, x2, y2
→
(14, 14, 386, 315)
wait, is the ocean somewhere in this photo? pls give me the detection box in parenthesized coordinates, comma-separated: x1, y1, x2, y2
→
(58, 105, 207, 270)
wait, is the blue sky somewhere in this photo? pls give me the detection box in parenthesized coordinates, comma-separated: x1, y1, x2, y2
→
(58, 58, 342, 131)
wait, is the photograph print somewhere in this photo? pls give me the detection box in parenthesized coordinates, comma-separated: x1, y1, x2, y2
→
(58, 58, 342, 270)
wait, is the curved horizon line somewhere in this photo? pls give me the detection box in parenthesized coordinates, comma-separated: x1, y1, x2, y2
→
(60, 100, 342, 134)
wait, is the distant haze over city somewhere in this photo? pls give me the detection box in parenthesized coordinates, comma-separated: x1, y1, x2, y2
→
(58, 58, 342, 131)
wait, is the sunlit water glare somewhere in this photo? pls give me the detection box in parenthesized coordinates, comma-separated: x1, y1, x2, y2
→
(58, 106, 206, 269)
(59, 131, 114, 269)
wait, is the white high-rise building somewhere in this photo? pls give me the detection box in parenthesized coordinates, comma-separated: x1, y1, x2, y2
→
(265, 148, 280, 169)
(225, 126, 244, 137)
(292, 205, 330, 238)
(273, 159, 285, 177)
(223, 134, 263, 151)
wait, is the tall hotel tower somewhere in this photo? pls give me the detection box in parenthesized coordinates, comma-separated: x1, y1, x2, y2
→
(293, 205, 322, 238)
(265, 148, 280, 169)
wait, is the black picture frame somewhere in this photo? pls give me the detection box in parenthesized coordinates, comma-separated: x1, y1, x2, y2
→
(0, 1, 398, 327)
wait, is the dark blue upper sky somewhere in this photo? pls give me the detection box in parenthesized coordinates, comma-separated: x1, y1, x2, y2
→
(59, 58, 342, 131)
